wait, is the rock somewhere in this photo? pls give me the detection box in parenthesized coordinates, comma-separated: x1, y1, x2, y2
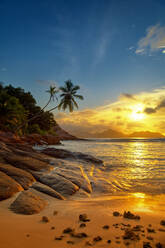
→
(42, 148, 103, 164)
(85, 241, 93, 246)
(42, 134, 61, 145)
(123, 228, 140, 241)
(79, 223, 86, 228)
(123, 211, 140, 220)
(147, 228, 155, 233)
(156, 243, 163, 248)
(5, 154, 53, 172)
(71, 232, 88, 238)
(0, 141, 11, 152)
(0, 162, 35, 189)
(10, 191, 47, 214)
(38, 173, 79, 196)
(67, 240, 75, 244)
(42, 216, 49, 223)
(107, 240, 111, 243)
(93, 236, 102, 242)
(63, 227, 74, 234)
(53, 210, 58, 215)
(143, 242, 152, 248)
(160, 220, 165, 226)
(0, 171, 23, 200)
(31, 182, 65, 200)
(55, 236, 64, 240)
(113, 211, 120, 216)
(79, 214, 90, 222)
(102, 225, 109, 229)
(55, 168, 92, 194)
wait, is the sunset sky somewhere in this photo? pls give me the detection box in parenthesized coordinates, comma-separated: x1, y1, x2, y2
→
(0, 0, 165, 136)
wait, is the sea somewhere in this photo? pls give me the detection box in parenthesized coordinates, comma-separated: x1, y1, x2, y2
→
(52, 138, 165, 196)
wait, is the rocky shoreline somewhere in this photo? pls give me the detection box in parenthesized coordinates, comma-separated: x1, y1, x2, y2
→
(0, 132, 103, 215)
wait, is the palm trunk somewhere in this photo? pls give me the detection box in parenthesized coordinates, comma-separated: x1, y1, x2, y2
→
(15, 97, 52, 134)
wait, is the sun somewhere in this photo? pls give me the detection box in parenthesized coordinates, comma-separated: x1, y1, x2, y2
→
(130, 104, 146, 121)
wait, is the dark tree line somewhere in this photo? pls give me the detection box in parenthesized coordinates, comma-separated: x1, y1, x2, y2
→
(0, 80, 83, 135)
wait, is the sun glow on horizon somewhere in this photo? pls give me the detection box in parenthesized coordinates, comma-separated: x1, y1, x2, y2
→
(130, 104, 146, 121)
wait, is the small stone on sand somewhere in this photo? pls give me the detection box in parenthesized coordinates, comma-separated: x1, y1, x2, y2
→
(79, 223, 86, 228)
(103, 225, 109, 229)
(160, 220, 165, 226)
(85, 241, 93, 246)
(113, 211, 120, 216)
(156, 243, 163, 248)
(79, 214, 90, 222)
(53, 210, 58, 215)
(147, 228, 155, 233)
(63, 227, 74, 234)
(42, 216, 49, 223)
(67, 240, 74, 244)
(143, 242, 152, 248)
(107, 240, 111, 243)
(93, 236, 102, 242)
(123, 211, 140, 220)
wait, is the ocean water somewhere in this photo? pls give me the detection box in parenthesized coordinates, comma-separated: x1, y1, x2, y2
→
(53, 138, 165, 196)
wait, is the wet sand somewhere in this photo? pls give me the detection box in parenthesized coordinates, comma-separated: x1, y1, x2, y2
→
(0, 190, 165, 248)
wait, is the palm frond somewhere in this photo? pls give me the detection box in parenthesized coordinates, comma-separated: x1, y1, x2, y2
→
(74, 94, 84, 100)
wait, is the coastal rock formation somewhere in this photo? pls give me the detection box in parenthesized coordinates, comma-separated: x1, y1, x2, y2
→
(0, 163, 35, 189)
(0, 137, 108, 214)
(0, 171, 23, 200)
(5, 154, 53, 172)
(37, 172, 79, 197)
(42, 148, 103, 164)
(55, 167, 92, 194)
(10, 190, 47, 215)
(31, 182, 65, 200)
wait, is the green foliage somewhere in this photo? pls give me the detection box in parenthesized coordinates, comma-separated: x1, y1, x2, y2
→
(0, 80, 83, 135)
(0, 91, 26, 132)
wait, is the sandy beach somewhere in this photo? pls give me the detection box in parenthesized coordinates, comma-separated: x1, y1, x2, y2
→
(0, 189, 165, 248)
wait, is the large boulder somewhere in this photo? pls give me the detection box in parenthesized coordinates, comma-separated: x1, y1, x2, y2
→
(4, 154, 53, 172)
(31, 182, 65, 200)
(0, 163, 35, 189)
(38, 172, 79, 197)
(42, 148, 103, 164)
(0, 171, 23, 200)
(10, 190, 47, 215)
(55, 168, 92, 193)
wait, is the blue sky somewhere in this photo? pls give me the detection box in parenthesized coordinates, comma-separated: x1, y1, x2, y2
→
(0, 0, 165, 110)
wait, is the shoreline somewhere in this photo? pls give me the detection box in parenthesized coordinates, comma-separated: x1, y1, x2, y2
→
(0, 191, 165, 248)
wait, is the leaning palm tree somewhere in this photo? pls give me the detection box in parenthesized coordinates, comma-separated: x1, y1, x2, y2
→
(15, 85, 59, 133)
(58, 80, 84, 112)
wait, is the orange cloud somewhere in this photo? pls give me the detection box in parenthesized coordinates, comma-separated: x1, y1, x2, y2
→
(54, 87, 165, 137)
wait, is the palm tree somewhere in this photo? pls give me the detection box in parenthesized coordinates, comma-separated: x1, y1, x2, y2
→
(15, 85, 59, 133)
(58, 80, 84, 112)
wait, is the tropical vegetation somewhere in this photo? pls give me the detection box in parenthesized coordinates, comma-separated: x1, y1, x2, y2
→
(0, 80, 83, 135)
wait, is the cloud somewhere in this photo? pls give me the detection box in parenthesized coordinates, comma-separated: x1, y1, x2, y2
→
(144, 98, 165, 114)
(136, 24, 165, 54)
(55, 87, 165, 137)
(120, 93, 136, 101)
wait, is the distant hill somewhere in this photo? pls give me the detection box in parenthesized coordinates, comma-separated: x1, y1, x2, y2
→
(90, 129, 164, 138)
(91, 128, 125, 138)
(128, 131, 164, 138)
